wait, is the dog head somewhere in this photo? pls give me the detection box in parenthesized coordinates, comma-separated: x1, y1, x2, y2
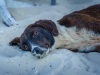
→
(20, 20, 58, 58)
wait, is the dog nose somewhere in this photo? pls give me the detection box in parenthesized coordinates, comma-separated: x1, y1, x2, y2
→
(33, 47, 45, 55)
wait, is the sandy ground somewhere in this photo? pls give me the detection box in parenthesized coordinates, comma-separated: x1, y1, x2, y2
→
(0, 0, 100, 75)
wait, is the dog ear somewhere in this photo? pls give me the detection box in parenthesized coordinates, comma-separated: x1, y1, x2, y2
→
(9, 37, 20, 46)
(33, 20, 59, 36)
(58, 15, 74, 27)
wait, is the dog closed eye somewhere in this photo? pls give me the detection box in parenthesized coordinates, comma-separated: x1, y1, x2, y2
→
(32, 31, 38, 39)
(23, 45, 28, 50)
(21, 41, 30, 51)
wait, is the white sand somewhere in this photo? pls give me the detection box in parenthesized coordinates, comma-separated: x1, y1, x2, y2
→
(0, 0, 100, 75)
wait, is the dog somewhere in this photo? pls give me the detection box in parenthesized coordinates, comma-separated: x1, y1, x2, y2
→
(9, 4, 100, 58)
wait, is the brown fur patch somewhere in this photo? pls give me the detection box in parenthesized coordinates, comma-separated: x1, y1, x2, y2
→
(58, 4, 100, 33)
(9, 37, 20, 46)
(34, 20, 59, 36)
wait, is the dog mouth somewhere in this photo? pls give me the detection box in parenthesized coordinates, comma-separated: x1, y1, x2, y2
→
(31, 45, 49, 59)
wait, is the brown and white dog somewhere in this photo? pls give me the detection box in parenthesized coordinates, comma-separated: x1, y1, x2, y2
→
(9, 4, 100, 58)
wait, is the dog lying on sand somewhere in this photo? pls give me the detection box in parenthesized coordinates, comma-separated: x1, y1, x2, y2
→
(9, 4, 100, 58)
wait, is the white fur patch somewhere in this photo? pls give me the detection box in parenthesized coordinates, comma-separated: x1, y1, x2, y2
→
(29, 41, 49, 58)
(51, 22, 100, 52)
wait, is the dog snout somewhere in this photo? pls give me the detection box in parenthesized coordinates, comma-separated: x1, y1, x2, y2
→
(31, 45, 49, 58)
(33, 47, 45, 55)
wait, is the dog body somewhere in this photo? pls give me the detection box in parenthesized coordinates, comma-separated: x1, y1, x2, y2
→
(51, 23, 100, 52)
(10, 4, 100, 58)
(55, 4, 100, 52)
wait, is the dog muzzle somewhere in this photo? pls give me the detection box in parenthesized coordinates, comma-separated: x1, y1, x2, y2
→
(31, 45, 49, 58)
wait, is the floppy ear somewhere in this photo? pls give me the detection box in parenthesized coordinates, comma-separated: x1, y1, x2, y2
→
(33, 20, 59, 36)
(9, 37, 20, 46)
(58, 15, 74, 27)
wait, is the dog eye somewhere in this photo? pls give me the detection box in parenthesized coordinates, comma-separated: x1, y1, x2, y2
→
(45, 44, 49, 48)
(23, 45, 28, 50)
(32, 31, 38, 38)
(45, 43, 50, 48)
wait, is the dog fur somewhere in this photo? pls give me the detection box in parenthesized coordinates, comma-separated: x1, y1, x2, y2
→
(9, 4, 100, 58)
(54, 4, 100, 52)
